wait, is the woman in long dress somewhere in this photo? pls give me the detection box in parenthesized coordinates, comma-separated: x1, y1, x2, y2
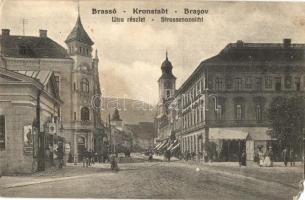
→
(264, 147, 273, 167)
(258, 148, 264, 167)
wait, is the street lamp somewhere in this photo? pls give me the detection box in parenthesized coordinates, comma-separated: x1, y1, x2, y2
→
(303, 128, 305, 179)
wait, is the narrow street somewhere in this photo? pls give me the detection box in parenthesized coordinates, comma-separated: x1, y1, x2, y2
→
(0, 156, 302, 200)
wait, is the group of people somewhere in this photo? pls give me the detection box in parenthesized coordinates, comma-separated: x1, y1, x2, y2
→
(182, 151, 199, 161)
(282, 147, 296, 167)
(254, 146, 274, 167)
(81, 149, 97, 167)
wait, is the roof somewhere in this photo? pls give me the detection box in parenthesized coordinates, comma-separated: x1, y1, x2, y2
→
(65, 16, 94, 46)
(176, 40, 305, 94)
(203, 41, 305, 64)
(159, 55, 176, 80)
(0, 68, 61, 103)
(0, 35, 68, 58)
(15, 70, 52, 86)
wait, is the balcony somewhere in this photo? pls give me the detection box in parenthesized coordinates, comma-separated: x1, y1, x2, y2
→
(72, 120, 94, 130)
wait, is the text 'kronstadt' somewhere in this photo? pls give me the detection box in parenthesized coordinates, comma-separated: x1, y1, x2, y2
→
(133, 8, 168, 14)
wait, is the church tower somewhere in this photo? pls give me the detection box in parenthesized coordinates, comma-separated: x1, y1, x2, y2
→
(158, 52, 176, 103)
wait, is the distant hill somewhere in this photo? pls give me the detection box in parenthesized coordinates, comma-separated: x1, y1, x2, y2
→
(101, 97, 156, 124)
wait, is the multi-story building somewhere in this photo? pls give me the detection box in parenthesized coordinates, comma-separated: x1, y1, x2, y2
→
(0, 13, 105, 172)
(164, 39, 305, 161)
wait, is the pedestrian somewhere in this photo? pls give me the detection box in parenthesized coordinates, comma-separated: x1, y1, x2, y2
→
(264, 146, 273, 167)
(257, 147, 264, 167)
(166, 149, 171, 162)
(239, 149, 246, 167)
(191, 152, 195, 160)
(110, 154, 119, 172)
(148, 151, 153, 161)
(57, 147, 64, 169)
(88, 149, 92, 166)
(82, 150, 87, 167)
(290, 148, 295, 167)
(282, 147, 288, 167)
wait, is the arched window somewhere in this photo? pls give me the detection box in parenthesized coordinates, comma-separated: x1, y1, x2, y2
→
(81, 78, 89, 93)
(81, 107, 90, 121)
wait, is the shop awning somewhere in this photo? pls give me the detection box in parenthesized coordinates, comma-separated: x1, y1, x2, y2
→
(247, 130, 275, 141)
(170, 143, 180, 152)
(210, 129, 248, 140)
(154, 142, 163, 150)
(167, 139, 178, 151)
(156, 140, 168, 151)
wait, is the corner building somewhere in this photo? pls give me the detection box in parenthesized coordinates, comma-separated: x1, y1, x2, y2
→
(170, 39, 305, 161)
(0, 13, 104, 171)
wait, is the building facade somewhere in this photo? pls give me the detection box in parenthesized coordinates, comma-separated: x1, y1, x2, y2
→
(0, 13, 104, 170)
(0, 66, 62, 174)
(61, 15, 104, 162)
(157, 39, 305, 161)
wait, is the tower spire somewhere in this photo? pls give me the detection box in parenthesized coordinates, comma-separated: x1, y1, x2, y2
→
(166, 50, 168, 60)
(77, 0, 80, 17)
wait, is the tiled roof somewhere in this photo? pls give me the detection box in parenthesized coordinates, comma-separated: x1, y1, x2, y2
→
(65, 16, 94, 46)
(0, 35, 68, 58)
(203, 41, 305, 64)
(176, 40, 305, 94)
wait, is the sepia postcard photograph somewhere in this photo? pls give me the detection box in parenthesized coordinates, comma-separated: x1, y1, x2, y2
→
(1, 0, 305, 199)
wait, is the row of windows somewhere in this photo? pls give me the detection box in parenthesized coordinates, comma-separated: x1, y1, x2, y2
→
(68, 46, 90, 56)
(181, 102, 264, 129)
(182, 79, 204, 107)
(214, 76, 301, 91)
(181, 135, 200, 153)
(182, 106, 204, 129)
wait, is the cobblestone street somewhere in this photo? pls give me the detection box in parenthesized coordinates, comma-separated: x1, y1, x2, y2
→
(0, 156, 302, 199)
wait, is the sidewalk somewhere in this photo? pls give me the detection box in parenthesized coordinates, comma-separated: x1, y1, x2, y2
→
(0, 164, 110, 190)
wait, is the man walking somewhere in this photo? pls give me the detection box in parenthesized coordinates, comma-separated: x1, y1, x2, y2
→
(282, 147, 289, 167)
(290, 148, 295, 167)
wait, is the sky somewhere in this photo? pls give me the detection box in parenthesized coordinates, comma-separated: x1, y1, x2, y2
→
(1, 0, 305, 105)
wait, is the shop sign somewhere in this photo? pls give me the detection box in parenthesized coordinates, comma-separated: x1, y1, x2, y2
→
(24, 125, 33, 154)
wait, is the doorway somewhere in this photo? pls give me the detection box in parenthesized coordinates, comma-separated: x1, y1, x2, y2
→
(77, 136, 86, 161)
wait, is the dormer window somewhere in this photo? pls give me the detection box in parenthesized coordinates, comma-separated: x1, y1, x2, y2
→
(19, 45, 27, 55)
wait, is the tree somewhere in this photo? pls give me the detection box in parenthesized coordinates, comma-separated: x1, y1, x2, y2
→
(267, 96, 305, 149)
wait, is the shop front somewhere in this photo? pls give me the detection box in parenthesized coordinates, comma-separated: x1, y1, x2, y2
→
(209, 128, 248, 162)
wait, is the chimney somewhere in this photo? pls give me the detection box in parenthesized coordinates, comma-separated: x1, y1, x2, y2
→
(39, 29, 47, 38)
(283, 38, 291, 48)
(2, 29, 10, 36)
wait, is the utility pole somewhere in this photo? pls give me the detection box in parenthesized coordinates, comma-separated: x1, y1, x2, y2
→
(108, 114, 112, 154)
(22, 18, 28, 36)
(303, 128, 305, 179)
